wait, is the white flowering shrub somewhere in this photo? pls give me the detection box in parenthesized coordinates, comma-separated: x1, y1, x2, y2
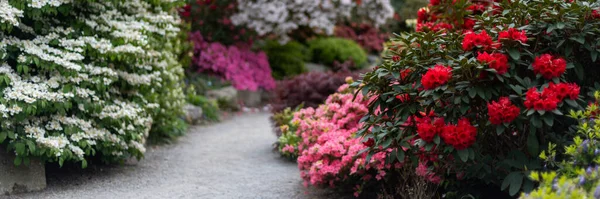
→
(230, 0, 394, 43)
(0, 0, 186, 166)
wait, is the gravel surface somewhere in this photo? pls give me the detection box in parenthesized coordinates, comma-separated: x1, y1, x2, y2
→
(7, 113, 350, 199)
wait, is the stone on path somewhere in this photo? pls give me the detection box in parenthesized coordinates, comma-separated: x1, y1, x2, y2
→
(0, 148, 46, 195)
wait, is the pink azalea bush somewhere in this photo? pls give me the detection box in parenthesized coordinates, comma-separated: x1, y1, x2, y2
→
(190, 31, 275, 91)
(288, 82, 399, 193)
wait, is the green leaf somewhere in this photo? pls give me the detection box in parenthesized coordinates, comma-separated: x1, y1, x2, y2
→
(15, 143, 25, 155)
(509, 173, 524, 196)
(0, 132, 6, 143)
(396, 150, 405, 162)
(457, 149, 469, 162)
(8, 131, 15, 139)
(542, 114, 554, 126)
(14, 156, 22, 166)
(527, 128, 539, 156)
(508, 48, 521, 60)
(496, 125, 505, 135)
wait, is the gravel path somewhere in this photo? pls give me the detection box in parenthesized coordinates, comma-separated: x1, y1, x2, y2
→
(8, 113, 349, 199)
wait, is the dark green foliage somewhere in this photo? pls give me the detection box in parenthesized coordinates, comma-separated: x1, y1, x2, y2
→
(261, 40, 310, 80)
(308, 37, 368, 69)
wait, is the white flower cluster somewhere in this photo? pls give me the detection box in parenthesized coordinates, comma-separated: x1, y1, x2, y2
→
(0, 0, 186, 163)
(0, 0, 23, 26)
(231, 0, 393, 43)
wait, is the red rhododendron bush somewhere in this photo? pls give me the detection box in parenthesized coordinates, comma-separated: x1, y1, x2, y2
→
(356, 0, 600, 197)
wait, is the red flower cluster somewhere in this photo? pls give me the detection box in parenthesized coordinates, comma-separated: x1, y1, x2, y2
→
(532, 54, 567, 79)
(429, 0, 441, 6)
(400, 68, 411, 80)
(593, 10, 600, 19)
(416, 117, 445, 142)
(421, 64, 452, 90)
(417, 22, 453, 32)
(363, 138, 375, 147)
(462, 30, 494, 51)
(524, 88, 560, 111)
(546, 82, 580, 100)
(396, 94, 410, 102)
(487, 97, 520, 125)
(477, 52, 509, 74)
(498, 28, 528, 43)
(440, 118, 477, 150)
(417, 8, 430, 23)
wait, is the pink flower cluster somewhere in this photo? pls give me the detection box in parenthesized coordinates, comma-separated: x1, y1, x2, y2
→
(190, 31, 275, 91)
(292, 85, 398, 188)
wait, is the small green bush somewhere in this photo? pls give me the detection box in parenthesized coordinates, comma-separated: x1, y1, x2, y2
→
(308, 37, 368, 69)
(187, 94, 220, 122)
(261, 40, 309, 80)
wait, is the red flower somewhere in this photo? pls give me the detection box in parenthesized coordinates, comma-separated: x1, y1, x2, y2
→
(462, 30, 493, 51)
(532, 54, 567, 79)
(429, 0, 441, 6)
(487, 97, 520, 125)
(441, 118, 477, 150)
(396, 94, 410, 102)
(498, 28, 528, 43)
(416, 117, 445, 142)
(524, 87, 560, 111)
(421, 64, 452, 90)
(363, 138, 375, 147)
(400, 69, 411, 79)
(467, 3, 486, 14)
(593, 10, 600, 19)
(179, 5, 191, 17)
(463, 18, 476, 30)
(477, 52, 509, 74)
(392, 55, 401, 62)
(417, 8, 429, 23)
(546, 82, 580, 100)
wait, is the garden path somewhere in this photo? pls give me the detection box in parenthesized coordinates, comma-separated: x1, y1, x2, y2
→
(9, 113, 350, 199)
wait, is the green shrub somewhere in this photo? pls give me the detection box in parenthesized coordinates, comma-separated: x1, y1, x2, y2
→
(0, 0, 186, 166)
(308, 37, 368, 69)
(187, 94, 220, 122)
(261, 40, 309, 80)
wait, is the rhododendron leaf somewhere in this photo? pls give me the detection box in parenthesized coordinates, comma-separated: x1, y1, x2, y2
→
(382, 138, 393, 148)
(526, 109, 535, 116)
(468, 148, 475, 160)
(536, 110, 545, 115)
(551, 109, 563, 116)
(527, 128, 539, 156)
(565, 44, 573, 56)
(542, 114, 554, 127)
(509, 85, 523, 95)
(574, 62, 584, 80)
(570, 36, 585, 45)
(396, 150, 405, 163)
(468, 88, 476, 98)
(531, 116, 543, 129)
(592, 51, 598, 62)
(392, 71, 400, 79)
(509, 172, 524, 196)
(496, 125, 505, 135)
(457, 149, 469, 162)
(460, 106, 470, 114)
(508, 48, 520, 60)
(434, 135, 440, 145)
(556, 22, 565, 30)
